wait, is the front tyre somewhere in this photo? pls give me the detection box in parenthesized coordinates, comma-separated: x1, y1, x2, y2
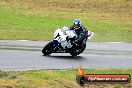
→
(42, 42, 52, 56)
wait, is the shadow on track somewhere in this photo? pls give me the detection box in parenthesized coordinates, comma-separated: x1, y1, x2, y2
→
(42, 55, 84, 60)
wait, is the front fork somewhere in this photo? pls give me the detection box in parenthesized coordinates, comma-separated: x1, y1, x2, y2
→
(50, 40, 61, 52)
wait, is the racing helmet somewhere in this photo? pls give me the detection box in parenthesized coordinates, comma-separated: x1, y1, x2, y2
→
(74, 19, 81, 30)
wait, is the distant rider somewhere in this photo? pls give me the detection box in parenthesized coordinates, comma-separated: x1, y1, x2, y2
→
(69, 19, 88, 49)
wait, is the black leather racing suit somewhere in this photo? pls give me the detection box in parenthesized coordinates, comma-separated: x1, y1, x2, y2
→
(69, 25, 88, 47)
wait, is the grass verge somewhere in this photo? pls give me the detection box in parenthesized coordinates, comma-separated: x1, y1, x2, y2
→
(0, 0, 132, 42)
(0, 69, 132, 88)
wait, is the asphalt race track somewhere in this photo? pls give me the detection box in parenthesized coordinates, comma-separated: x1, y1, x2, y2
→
(0, 40, 132, 70)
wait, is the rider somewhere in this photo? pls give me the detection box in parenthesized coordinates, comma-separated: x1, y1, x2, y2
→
(69, 19, 88, 48)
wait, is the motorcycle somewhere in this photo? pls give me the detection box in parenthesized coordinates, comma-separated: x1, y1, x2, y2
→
(42, 26, 94, 56)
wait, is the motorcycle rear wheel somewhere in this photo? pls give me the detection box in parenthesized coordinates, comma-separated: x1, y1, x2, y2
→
(70, 44, 86, 56)
(70, 52, 78, 56)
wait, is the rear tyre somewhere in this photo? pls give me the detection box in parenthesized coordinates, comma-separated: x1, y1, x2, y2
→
(70, 53, 78, 56)
(70, 44, 86, 56)
(70, 49, 78, 56)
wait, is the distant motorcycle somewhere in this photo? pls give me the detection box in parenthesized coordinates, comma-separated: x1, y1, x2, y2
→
(42, 26, 94, 56)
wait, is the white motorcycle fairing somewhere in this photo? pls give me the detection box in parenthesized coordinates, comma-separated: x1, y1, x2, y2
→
(53, 26, 77, 49)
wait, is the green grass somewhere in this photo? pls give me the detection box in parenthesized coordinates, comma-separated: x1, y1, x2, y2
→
(0, 0, 132, 42)
(0, 69, 132, 88)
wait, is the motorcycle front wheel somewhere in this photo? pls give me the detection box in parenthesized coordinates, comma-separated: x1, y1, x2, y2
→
(42, 42, 52, 56)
